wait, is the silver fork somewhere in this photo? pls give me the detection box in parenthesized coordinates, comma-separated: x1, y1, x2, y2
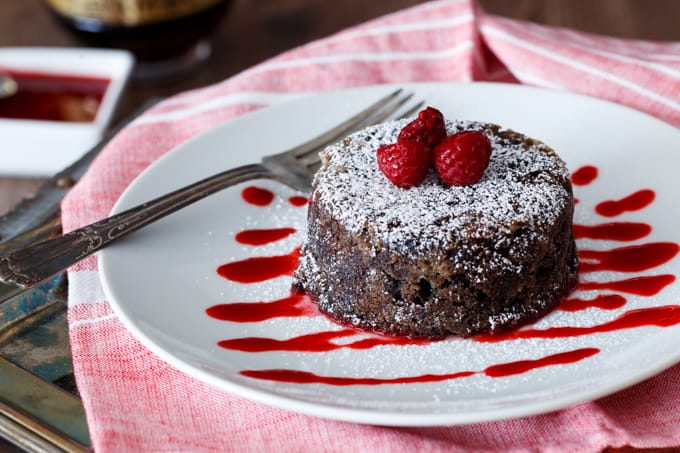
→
(0, 89, 421, 289)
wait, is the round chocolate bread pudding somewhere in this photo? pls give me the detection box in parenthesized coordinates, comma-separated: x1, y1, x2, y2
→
(294, 118, 577, 339)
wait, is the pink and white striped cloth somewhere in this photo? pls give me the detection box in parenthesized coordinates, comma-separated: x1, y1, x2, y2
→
(63, 1, 680, 451)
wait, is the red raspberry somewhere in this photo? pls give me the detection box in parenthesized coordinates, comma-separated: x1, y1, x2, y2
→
(433, 131, 492, 186)
(398, 107, 447, 151)
(377, 140, 431, 188)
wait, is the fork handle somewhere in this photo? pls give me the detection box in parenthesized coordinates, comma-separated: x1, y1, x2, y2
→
(0, 163, 274, 288)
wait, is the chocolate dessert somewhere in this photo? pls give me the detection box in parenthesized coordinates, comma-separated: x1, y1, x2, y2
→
(294, 117, 577, 338)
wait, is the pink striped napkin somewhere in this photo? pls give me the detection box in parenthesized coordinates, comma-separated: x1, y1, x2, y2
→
(63, 1, 680, 451)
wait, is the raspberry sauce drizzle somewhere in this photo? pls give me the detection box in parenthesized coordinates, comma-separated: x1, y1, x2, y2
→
(572, 222, 651, 241)
(219, 329, 429, 353)
(578, 242, 679, 273)
(475, 306, 680, 343)
(235, 228, 296, 246)
(595, 189, 655, 217)
(211, 171, 680, 386)
(206, 293, 318, 322)
(483, 348, 600, 377)
(216, 247, 300, 283)
(241, 186, 275, 206)
(559, 295, 627, 312)
(577, 275, 675, 296)
(289, 196, 309, 207)
(571, 166, 598, 186)
(241, 368, 476, 386)
(240, 348, 600, 385)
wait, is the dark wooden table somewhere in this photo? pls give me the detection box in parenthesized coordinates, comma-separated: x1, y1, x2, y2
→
(0, 1, 679, 451)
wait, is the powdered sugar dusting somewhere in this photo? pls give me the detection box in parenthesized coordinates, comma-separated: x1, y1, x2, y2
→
(312, 119, 571, 256)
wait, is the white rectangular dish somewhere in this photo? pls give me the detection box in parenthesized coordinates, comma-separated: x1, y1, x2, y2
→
(0, 47, 134, 175)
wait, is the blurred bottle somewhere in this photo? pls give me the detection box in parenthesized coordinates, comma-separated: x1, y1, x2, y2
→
(43, 0, 231, 81)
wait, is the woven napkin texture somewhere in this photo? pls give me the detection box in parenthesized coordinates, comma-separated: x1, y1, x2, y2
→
(62, 1, 680, 451)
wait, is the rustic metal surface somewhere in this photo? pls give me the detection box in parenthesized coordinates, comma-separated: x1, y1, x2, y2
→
(0, 275, 91, 451)
(0, 354, 89, 451)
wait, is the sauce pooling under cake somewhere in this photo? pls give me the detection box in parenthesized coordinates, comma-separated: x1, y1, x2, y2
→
(294, 113, 577, 339)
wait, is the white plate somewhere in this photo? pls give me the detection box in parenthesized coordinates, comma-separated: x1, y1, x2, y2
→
(0, 47, 133, 175)
(99, 82, 680, 426)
